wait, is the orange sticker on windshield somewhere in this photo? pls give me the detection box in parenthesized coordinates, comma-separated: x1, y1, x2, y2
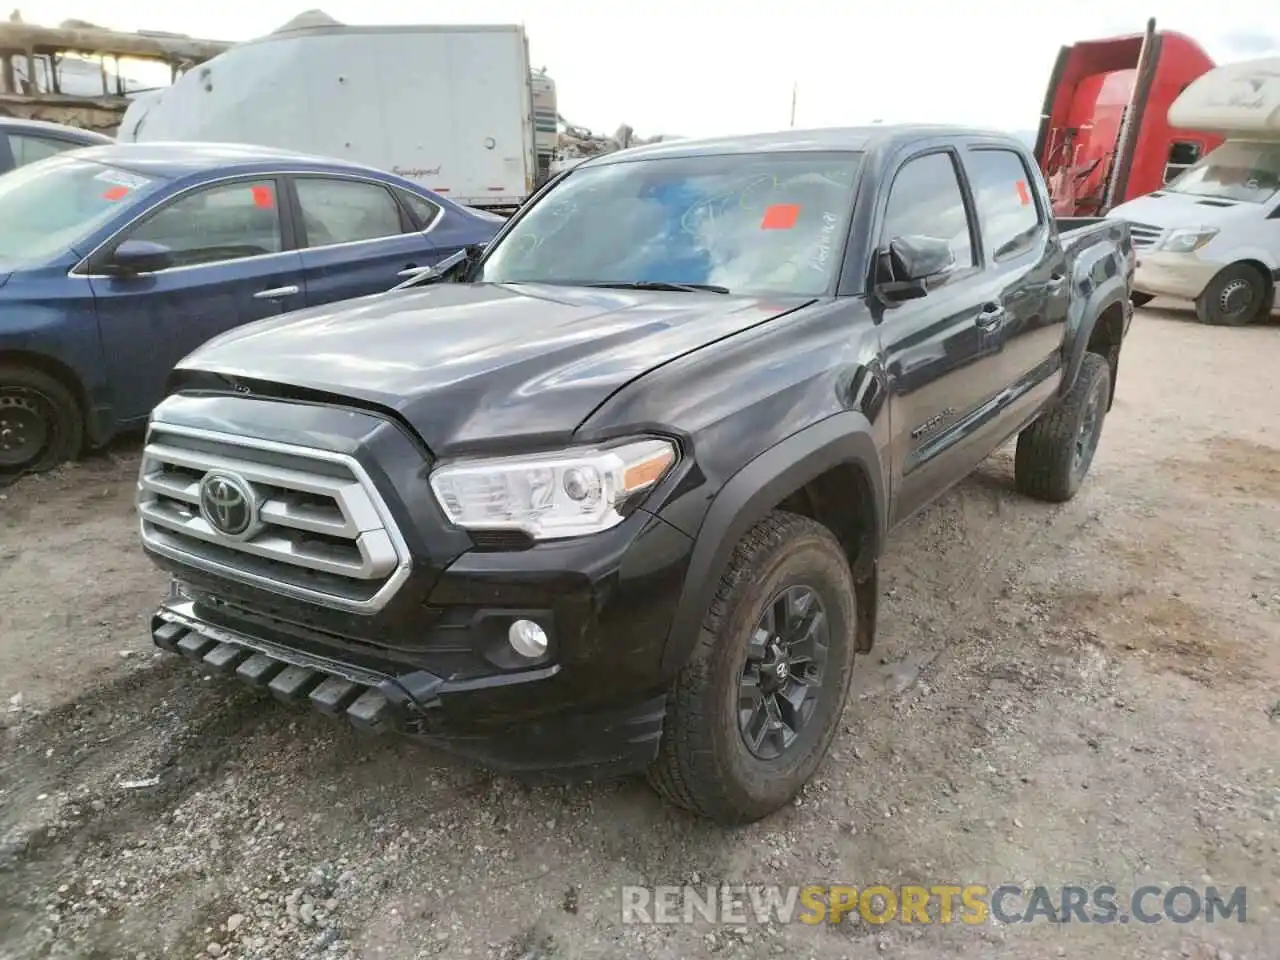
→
(761, 204, 800, 230)
(251, 185, 275, 209)
(1015, 180, 1031, 206)
(102, 186, 130, 201)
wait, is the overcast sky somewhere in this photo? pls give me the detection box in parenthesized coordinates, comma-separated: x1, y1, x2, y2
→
(28, 0, 1280, 137)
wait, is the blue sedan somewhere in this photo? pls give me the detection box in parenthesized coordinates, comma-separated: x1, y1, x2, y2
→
(0, 143, 503, 476)
(0, 117, 114, 174)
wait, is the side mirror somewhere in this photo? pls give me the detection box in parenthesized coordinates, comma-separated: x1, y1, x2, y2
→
(103, 239, 174, 278)
(877, 235, 955, 302)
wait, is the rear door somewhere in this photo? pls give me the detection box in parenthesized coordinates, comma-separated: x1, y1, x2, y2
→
(873, 147, 1006, 524)
(87, 176, 305, 422)
(958, 145, 1069, 425)
(287, 175, 442, 305)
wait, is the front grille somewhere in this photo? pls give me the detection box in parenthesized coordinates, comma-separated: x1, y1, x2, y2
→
(138, 423, 410, 614)
(1124, 221, 1164, 249)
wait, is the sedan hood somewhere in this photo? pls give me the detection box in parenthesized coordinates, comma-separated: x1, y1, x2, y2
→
(180, 282, 809, 454)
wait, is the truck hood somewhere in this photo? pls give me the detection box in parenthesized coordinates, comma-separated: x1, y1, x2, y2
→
(180, 282, 810, 454)
(1108, 191, 1266, 230)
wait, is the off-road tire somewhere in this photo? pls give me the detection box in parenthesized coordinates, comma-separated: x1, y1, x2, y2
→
(0, 363, 83, 479)
(647, 510, 858, 824)
(1129, 292, 1155, 308)
(1194, 263, 1270, 327)
(1014, 352, 1111, 504)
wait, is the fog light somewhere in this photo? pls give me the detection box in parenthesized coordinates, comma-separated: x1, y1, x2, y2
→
(508, 619, 549, 659)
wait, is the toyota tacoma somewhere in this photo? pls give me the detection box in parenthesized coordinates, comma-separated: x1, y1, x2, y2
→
(136, 125, 1133, 824)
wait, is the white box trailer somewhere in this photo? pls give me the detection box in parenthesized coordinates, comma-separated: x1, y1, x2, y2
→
(118, 15, 539, 211)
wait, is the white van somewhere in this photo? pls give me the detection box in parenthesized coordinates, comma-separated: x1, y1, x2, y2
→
(1108, 57, 1280, 326)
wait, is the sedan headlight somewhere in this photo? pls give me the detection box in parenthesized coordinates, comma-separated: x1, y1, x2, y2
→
(429, 438, 679, 539)
(1159, 226, 1219, 254)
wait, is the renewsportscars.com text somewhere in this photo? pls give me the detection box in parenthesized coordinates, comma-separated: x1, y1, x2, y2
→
(621, 884, 1248, 926)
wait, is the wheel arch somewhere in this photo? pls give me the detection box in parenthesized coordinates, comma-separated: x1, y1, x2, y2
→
(660, 412, 886, 674)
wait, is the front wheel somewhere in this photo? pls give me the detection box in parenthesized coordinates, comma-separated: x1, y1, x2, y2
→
(0, 364, 83, 480)
(1195, 263, 1271, 326)
(647, 511, 858, 824)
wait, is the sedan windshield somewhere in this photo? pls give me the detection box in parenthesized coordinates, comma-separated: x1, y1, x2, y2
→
(0, 154, 166, 266)
(477, 151, 863, 296)
(1165, 140, 1280, 204)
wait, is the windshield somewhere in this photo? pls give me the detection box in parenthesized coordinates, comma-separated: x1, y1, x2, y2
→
(1165, 140, 1280, 204)
(477, 151, 863, 296)
(0, 154, 166, 266)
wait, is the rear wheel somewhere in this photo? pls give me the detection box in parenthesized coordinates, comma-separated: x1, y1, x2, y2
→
(647, 511, 858, 824)
(1014, 352, 1111, 503)
(1130, 292, 1155, 308)
(1195, 263, 1270, 327)
(0, 364, 83, 479)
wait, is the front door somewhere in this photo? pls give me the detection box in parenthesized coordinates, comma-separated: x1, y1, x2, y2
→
(289, 175, 442, 305)
(88, 177, 305, 423)
(874, 148, 1005, 525)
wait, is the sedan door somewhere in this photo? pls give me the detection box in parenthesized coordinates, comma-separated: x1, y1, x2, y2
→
(87, 176, 305, 423)
(288, 175, 443, 305)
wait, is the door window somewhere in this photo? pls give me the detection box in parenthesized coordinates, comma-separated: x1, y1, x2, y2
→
(9, 133, 80, 167)
(965, 149, 1044, 260)
(295, 178, 405, 246)
(123, 180, 284, 268)
(882, 152, 976, 269)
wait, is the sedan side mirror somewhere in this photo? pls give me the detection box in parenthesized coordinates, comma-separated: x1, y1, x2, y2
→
(877, 235, 955, 302)
(103, 239, 175, 278)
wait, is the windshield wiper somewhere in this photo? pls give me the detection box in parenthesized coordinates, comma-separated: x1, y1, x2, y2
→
(584, 280, 731, 294)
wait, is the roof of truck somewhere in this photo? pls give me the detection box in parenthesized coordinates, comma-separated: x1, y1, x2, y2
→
(581, 124, 1023, 166)
(57, 141, 379, 178)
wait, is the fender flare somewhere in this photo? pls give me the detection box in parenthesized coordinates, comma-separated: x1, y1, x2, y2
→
(1060, 272, 1129, 403)
(660, 411, 885, 673)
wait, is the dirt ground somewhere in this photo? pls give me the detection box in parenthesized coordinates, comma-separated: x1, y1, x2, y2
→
(2, 300, 1278, 960)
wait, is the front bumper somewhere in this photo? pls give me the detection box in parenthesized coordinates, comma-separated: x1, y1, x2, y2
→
(1132, 251, 1220, 301)
(153, 601, 668, 779)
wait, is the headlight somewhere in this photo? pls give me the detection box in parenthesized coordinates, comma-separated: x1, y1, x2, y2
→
(429, 438, 679, 539)
(1159, 227, 1218, 253)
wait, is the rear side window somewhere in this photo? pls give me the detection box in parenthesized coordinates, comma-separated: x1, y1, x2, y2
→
(397, 189, 442, 229)
(295, 178, 404, 246)
(965, 149, 1043, 260)
(882, 152, 975, 268)
(9, 133, 78, 167)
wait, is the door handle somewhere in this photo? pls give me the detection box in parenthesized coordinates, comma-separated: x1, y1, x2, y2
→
(975, 304, 1006, 328)
(253, 285, 300, 300)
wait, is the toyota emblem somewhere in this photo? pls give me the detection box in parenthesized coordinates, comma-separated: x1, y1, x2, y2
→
(198, 472, 259, 538)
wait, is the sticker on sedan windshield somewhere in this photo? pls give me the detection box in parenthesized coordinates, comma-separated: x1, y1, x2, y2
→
(101, 186, 130, 201)
(1015, 180, 1031, 206)
(761, 203, 801, 230)
(94, 169, 151, 190)
(250, 185, 275, 209)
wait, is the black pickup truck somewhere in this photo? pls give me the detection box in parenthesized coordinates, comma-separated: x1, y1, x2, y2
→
(136, 125, 1133, 824)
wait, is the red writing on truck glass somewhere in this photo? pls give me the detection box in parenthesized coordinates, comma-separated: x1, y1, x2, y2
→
(760, 204, 801, 230)
(251, 185, 275, 209)
(1015, 180, 1031, 206)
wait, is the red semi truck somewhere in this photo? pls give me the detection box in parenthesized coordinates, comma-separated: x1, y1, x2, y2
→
(1035, 19, 1222, 217)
